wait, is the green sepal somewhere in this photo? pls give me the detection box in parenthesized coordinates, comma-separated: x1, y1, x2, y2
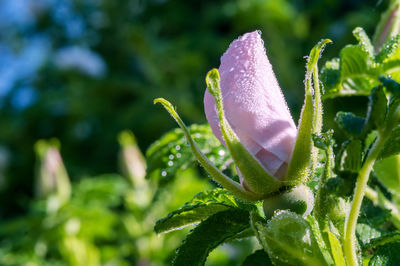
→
(154, 98, 262, 202)
(285, 39, 332, 186)
(205, 69, 282, 196)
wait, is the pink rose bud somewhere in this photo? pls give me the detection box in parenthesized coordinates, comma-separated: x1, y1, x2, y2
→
(204, 31, 297, 180)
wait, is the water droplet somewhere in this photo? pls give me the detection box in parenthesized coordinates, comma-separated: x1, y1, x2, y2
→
(168, 154, 174, 160)
(175, 145, 181, 151)
(176, 153, 181, 158)
(218, 150, 226, 156)
(168, 161, 174, 166)
(161, 171, 167, 177)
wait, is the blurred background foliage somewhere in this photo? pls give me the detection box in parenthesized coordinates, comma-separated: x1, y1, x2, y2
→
(0, 0, 390, 264)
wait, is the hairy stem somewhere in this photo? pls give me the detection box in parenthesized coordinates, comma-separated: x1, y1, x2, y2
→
(343, 133, 387, 266)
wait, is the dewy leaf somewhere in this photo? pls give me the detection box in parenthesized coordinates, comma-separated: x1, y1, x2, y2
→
(253, 210, 328, 266)
(335, 111, 365, 137)
(172, 208, 250, 266)
(353, 27, 374, 57)
(369, 241, 400, 266)
(241, 249, 273, 266)
(339, 44, 376, 90)
(154, 98, 262, 201)
(205, 69, 282, 196)
(154, 188, 255, 234)
(286, 39, 331, 185)
(321, 29, 381, 99)
(146, 124, 231, 185)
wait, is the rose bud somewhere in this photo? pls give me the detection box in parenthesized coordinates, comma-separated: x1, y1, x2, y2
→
(34, 139, 71, 209)
(155, 32, 330, 204)
(204, 31, 297, 184)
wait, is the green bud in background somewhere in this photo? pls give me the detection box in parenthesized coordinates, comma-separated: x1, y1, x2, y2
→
(373, 0, 400, 53)
(34, 139, 71, 210)
(118, 130, 147, 186)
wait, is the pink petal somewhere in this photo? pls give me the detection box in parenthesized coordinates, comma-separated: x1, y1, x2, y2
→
(204, 31, 297, 179)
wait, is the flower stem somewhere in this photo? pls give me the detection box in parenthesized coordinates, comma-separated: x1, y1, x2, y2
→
(343, 133, 387, 266)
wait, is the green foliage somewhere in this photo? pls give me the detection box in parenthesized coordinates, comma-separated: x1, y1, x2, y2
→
(155, 188, 254, 234)
(241, 249, 273, 266)
(337, 139, 363, 173)
(146, 124, 231, 186)
(369, 241, 400, 265)
(172, 208, 250, 266)
(252, 211, 327, 266)
(321, 27, 400, 99)
(374, 155, 400, 194)
(380, 125, 400, 159)
(334, 112, 365, 137)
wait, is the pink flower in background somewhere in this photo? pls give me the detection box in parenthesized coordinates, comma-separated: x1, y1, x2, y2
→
(204, 31, 297, 181)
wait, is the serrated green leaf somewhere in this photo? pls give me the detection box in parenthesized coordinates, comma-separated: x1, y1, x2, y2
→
(172, 208, 250, 266)
(253, 211, 328, 266)
(327, 231, 346, 266)
(340, 44, 376, 86)
(241, 249, 273, 266)
(146, 124, 231, 185)
(374, 155, 400, 194)
(335, 111, 365, 136)
(337, 139, 363, 173)
(353, 27, 374, 56)
(369, 241, 400, 265)
(154, 188, 255, 234)
(380, 124, 400, 158)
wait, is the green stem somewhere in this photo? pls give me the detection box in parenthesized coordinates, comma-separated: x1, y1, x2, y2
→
(343, 133, 387, 266)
